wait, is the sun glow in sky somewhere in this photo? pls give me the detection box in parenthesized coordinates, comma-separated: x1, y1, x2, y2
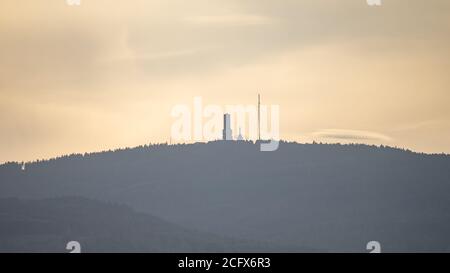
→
(1, 0, 450, 163)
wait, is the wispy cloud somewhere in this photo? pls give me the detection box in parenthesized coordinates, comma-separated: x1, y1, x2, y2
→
(184, 14, 273, 26)
(312, 129, 392, 142)
(110, 48, 201, 63)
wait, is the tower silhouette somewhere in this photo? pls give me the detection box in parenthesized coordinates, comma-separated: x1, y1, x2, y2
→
(258, 94, 261, 141)
(222, 113, 233, 140)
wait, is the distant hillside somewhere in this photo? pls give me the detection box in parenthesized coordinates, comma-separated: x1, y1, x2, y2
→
(0, 197, 302, 252)
(1, 141, 450, 252)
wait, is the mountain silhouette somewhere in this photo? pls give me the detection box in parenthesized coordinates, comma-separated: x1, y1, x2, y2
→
(1, 141, 450, 252)
(0, 196, 303, 252)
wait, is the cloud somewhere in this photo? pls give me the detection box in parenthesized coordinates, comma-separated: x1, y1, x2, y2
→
(312, 129, 392, 142)
(184, 14, 273, 26)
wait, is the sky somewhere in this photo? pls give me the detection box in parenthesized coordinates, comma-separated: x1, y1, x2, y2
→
(1, 0, 450, 163)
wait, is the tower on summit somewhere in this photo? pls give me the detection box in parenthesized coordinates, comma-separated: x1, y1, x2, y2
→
(222, 113, 233, 141)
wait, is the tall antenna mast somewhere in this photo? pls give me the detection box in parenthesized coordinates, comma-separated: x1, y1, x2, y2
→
(258, 93, 261, 141)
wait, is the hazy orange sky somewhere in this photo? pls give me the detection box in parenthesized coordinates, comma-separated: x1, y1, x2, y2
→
(1, 0, 450, 163)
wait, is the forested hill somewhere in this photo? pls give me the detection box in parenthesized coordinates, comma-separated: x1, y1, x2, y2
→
(0, 197, 302, 252)
(1, 141, 450, 252)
